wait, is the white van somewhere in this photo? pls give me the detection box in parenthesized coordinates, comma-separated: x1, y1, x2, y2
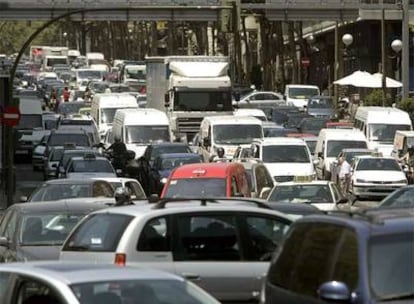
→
(43, 55, 69, 72)
(91, 93, 138, 139)
(251, 137, 315, 182)
(314, 128, 368, 180)
(284, 84, 320, 110)
(354, 106, 412, 156)
(198, 115, 264, 161)
(112, 108, 171, 158)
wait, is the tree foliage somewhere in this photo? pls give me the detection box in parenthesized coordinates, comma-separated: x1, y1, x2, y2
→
(398, 98, 414, 123)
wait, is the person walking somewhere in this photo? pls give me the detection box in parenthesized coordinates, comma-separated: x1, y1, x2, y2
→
(63, 86, 70, 102)
(338, 156, 351, 195)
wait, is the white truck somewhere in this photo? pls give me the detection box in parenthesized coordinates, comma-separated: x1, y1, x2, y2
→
(29, 46, 69, 71)
(146, 56, 234, 141)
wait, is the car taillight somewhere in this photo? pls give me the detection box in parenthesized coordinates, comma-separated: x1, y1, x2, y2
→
(114, 253, 126, 266)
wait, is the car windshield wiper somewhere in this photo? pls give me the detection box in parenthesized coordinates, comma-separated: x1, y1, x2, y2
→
(379, 292, 414, 301)
(64, 244, 90, 251)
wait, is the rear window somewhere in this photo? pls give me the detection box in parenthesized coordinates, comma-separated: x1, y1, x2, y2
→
(48, 134, 90, 147)
(62, 214, 133, 252)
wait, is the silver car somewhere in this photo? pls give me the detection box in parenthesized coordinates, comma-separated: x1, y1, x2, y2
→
(0, 262, 219, 304)
(60, 199, 293, 302)
(0, 201, 107, 262)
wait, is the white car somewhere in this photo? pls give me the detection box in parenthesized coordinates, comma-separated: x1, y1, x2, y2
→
(266, 180, 349, 211)
(349, 155, 408, 199)
(65, 154, 117, 179)
(234, 91, 284, 106)
(92, 177, 146, 199)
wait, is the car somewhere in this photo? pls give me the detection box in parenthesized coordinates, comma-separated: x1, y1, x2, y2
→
(56, 148, 102, 178)
(262, 208, 414, 303)
(0, 262, 220, 304)
(349, 155, 407, 199)
(31, 133, 50, 171)
(0, 201, 107, 262)
(64, 154, 117, 179)
(150, 153, 203, 194)
(57, 101, 90, 115)
(330, 148, 375, 184)
(57, 113, 100, 145)
(268, 106, 300, 125)
(92, 177, 147, 200)
(60, 199, 293, 302)
(233, 159, 275, 198)
(45, 129, 93, 160)
(296, 117, 330, 136)
(266, 180, 349, 211)
(305, 95, 336, 119)
(235, 90, 284, 106)
(143, 142, 193, 167)
(24, 178, 114, 202)
(378, 185, 414, 209)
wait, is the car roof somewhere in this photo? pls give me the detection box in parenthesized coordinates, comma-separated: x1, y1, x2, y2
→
(43, 178, 100, 185)
(90, 199, 294, 221)
(10, 200, 108, 214)
(170, 162, 244, 178)
(50, 129, 88, 135)
(355, 155, 395, 160)
(149, 142, 189, 148)
(296, 208, 414, 236)
(158, 153, 201, 159)
(254, 137, 306, 145)
(0, 262, 184, 285)
(70, 156, 109, 162)
(275, 180, 333, 186)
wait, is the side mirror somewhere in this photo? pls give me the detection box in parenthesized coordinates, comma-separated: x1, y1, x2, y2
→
(164, 93, 170, 108)
(126, 150, 136, 161)
(19, 196, 28, 203)
(203, 137, 211, 147)
(0, 237, 10, 248)
(318, 281, 351, 302)
(336, 197, 349, 205)
(259, 187, 272, 199)
(318, 152, 324, 159)
(233, 91, 240, 102)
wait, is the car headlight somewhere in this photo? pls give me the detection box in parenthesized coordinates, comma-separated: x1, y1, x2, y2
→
(160, 177, 168, 184)
(356, 178, 368, 183)
(392, 179, 407, 184)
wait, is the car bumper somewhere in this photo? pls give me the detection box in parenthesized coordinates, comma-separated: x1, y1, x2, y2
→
(352, 184, 406, 197)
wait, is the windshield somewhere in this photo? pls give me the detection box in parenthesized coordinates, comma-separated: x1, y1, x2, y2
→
(50, 149, 64, 161)
(100, 107, 135, 124)
(125, 66, 146, 81)
(60, 120, 92, 126)
(71, 279, 217, 304)
(77, 70, 102, 80)
(263, 145, 310, 163)
(164, 178, 226, 198)
(380, 187, 414, 208)
(369, 234, 414, 300)
(305, 140, 317, 154)
(30, 184, 91, 201)
(369, 124, 411, 143)
(308, 97, 334, 109)
(126, 126, 170, 144)
(58, 103, 87, 115)
(213, 124, 262, 144)
(174, 91, 233, 111)
(356, 158, 401, 171)
(159, 156, 201, 170)
(17, 114, 43, 129)
(68, 159, 114, 173)
(46, 58, 67, 67)
(268, 184, 332, 203)
(288, 88, 319, 99)
(327, 140, 367, 157)
(20, 213, 86, 245)
(49, 134, 90, 147)
(61, 151, 97, 168)
(344, 151, 372, 163)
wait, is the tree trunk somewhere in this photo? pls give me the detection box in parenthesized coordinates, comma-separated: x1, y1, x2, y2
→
(287, 21, 299, 83)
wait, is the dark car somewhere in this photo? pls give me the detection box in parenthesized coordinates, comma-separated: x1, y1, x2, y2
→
(150, 153, 203, 194)
(297, 117, 330, 136)
(143, 143, 193, 167)
(24, 178, 114, 202)
(263, 208, 414, 303)
(378, 185, 414, 209)
(305, 95, 336, 119)
(0, 201, 108, 262)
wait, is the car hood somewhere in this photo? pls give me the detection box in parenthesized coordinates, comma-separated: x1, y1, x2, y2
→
(67, 172, 117, 179)
(264, 162, 315, 177)
(354, 170, 406, 181)
(18, 245, 62, 261)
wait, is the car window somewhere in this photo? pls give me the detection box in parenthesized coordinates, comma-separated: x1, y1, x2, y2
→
(0, 209, 13, 236)
(267, 223, 358, 298)
(137, 217, 170, 252)
(0, 272, 11, 303)
(16, 277, 63, 304)
(125, 181, 146, 199)
(243, 215, 290, 261)
(4, 211, 18, 241)
(92, 182, 114, 197)
(62, 214, 134, 252)
(175, 214, 241, 261)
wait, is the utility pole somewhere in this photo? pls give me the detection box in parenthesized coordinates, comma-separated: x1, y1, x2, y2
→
(334, 22, 339, 107)
(381, 8, 386, 107)
(401, 0, 409, 99)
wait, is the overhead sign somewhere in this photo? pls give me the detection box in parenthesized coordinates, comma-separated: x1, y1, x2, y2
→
(2, 106, 20, 126)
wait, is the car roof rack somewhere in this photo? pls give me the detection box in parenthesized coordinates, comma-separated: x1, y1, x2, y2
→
(151, 197, 272, 210)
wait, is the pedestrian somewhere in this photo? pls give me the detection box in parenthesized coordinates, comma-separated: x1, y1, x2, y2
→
(63, 86, 70, 102)
(338, 156, 351, 195)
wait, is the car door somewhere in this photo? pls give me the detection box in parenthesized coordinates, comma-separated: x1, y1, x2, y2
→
(0, 209, 19, 263)
(238, 212, 291, 301)
(172, 212, 255, 302)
